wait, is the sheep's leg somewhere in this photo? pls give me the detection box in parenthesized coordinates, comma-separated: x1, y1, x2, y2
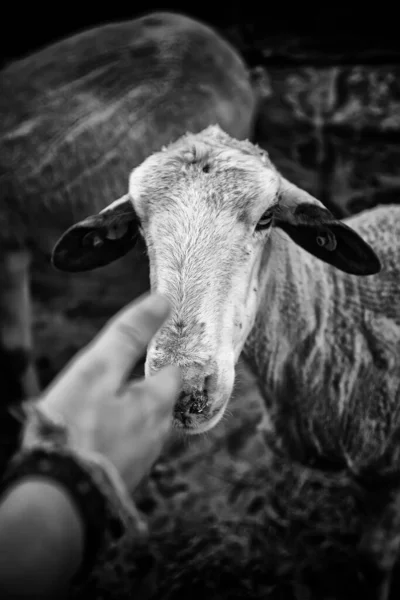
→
(0, 249, 40, 404)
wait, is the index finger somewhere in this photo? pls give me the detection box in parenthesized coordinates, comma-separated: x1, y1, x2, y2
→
(89, 292, 171, 384)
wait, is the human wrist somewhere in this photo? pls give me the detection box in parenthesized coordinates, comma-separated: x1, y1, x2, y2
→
(8, 404, 153, 597)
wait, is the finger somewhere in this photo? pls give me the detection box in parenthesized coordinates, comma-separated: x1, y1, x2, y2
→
(88, 292, 172, 384)
(38, 293, 172, 417)
(141, 365, 182, 416)
(100, 366, 181, 490)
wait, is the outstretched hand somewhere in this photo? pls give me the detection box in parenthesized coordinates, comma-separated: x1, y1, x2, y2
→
(26, 293, 181, 490)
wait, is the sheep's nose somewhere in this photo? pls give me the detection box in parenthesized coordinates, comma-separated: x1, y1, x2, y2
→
(175, 386, 210, 415)
(146, 354, 216, 420)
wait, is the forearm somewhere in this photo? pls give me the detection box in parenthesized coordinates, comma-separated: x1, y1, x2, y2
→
(0, 478, 84, 599)
(0, 406, 154, 599)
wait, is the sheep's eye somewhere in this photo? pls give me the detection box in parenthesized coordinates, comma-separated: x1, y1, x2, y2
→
(256, 209, 274, 231)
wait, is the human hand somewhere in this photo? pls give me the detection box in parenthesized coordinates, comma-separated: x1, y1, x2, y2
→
(24, 293, 181, 491)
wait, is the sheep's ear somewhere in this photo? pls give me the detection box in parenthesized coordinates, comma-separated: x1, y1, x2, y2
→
(52, 195, 139, 272)
(273, 179, 381, 276)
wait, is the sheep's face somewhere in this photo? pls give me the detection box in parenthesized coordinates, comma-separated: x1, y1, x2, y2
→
(52, 125, 381, 435)
(131, 128, 280, 433)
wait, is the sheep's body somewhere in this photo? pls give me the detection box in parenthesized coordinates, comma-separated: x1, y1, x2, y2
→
(245, 204, 400, 463)
(25, 122, 400, 597)
(53, 123, 400, 458)
(0, 12, 260, 251)
(0, 13, 263, 412)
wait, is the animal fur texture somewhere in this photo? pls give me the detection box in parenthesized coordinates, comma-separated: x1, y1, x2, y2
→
(0, 13, 264, 410)
(245, 203, 400, 465)
(54, 124, 400, 465)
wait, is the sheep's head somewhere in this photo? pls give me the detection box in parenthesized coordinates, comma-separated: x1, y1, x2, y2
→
(53, 125, 381, 434)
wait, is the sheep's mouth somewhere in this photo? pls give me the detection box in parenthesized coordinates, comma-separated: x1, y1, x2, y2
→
(172, 400, 228, 434)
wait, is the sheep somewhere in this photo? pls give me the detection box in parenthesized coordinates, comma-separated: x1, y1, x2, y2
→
(53, 124, 400, 465)
(0, 12, 267, 412)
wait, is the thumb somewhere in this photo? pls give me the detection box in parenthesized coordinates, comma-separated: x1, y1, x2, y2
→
(89, 293, 172, 385)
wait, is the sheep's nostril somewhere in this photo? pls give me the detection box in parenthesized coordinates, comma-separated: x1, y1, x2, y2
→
(175, 375, 214, 416)
(188, 389, 209, 414)
(176, 389, 209, 415)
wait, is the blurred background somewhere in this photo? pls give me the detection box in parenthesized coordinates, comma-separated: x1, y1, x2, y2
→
(3, 2, 399, 221)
